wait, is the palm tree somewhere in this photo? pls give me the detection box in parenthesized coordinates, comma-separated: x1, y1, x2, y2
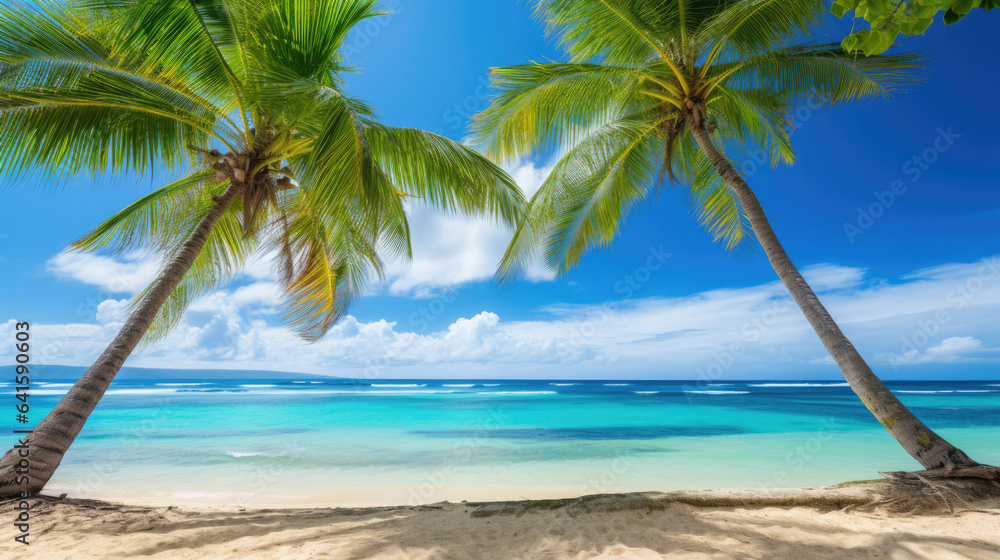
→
(0, 0, 523, 498)
(474, 0, 994, 477)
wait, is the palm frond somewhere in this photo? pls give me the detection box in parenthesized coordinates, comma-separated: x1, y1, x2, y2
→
(542, 120, 659, 274)
(722, 43, 925, 104)
(482, 0, 922, 283)
(72, 171, 217, 253)
(367, 126, 525, 228)
(0, 2, 105, 65)
(536, 0, 668, 66)
(4, 0, 523, 347)
(84, 0, 246, 125)
(242, 0, 382, 81)
(710, 84, 794, 166)
(697, 0, 826, 67)
(139, 194, 260, 343)
(495, 117, 659, 283)
(276, 196, 383, 342)
(673, 136, 753, 252)
(0, 104, 208, 177)
(472, 62, 646, 162)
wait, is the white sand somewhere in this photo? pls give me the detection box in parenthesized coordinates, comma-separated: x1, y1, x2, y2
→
(5, 484, 1000, 559)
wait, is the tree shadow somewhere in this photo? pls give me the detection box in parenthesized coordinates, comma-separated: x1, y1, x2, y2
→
(23, 495, 998, 559)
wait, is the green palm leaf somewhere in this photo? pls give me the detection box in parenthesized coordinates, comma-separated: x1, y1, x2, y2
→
(3, 0, 525, 343)
(476, 0, 923, 284)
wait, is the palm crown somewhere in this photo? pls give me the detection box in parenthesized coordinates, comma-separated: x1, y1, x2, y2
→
(0, 0, 524, 341)
(473, 0, 919, 282)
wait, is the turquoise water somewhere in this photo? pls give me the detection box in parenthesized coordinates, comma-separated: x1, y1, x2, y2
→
(4, 378, 999, 507)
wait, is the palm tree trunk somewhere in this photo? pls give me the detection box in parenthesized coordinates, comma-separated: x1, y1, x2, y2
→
(687, 122, 980, 472)
(0, 183, 241, 499)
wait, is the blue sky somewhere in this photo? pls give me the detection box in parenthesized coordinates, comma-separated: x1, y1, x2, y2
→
(1, 2, 998, 379)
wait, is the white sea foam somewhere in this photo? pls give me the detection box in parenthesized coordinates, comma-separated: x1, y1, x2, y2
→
(225, 452, 268, 458)
(243, 389, 458, 395)
(442, 384, 475, 388)
(604, 383, 632, 386)
(477, 391, 556, 395)
(750, 383, 849, 387)
(685, 390, 751, 395)
(104, 388, 184, 395)
(112, 388, 186, 394)
(481, 384, 501, 387)
(549, 383, 580, 386)
(156, 383, 213, 386)
(372, 384, 426, 388)
(369, 389, 454, 394)
(896, 390, 995, 394)
(239, 384, 279, 388)
(38, 383, 74, 388)
(633, 391, 659, 395)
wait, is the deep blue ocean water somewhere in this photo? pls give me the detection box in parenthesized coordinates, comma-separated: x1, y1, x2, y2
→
(3, 378, 998, 507)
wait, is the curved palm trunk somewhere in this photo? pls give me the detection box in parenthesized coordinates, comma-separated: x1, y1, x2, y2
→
(688, 122, 979, 472)
(0, 184, 240, 499)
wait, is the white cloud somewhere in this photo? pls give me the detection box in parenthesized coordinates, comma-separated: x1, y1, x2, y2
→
(15, 254, 1000, 379)
(885, 336, 999, 366)
(47, 251, 161, 294)
(95, 298, 131, 324)
(800, 264, 866, 291)
(46, 160, 558, 301)
(382, 159, 556, 296)
(927, 336, 983, 356)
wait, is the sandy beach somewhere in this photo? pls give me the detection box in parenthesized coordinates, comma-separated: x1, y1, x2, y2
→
(5, 481, 999, 559)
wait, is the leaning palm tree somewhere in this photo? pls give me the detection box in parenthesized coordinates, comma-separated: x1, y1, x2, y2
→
(0, 0, 523, 498)
(474, 0, 994, 477)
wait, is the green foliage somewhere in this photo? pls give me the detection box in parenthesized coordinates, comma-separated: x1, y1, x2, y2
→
(833, 0, 998, 55)
(474, 0, 920, 284)
(1, 0, 525, 342)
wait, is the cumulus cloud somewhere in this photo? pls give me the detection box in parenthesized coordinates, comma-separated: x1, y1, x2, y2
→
(47, 252, 161, 294)
(47, 159, 558, 301)
(927, 336, 984, 355)
(95, 298, 131, 324)
(9, 254, 999, 379)
(884, 336, 999, 366)
(382, 159, 556, 296)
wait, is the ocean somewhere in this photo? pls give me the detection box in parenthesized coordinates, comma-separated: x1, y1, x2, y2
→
(4, 378, 999, 507)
